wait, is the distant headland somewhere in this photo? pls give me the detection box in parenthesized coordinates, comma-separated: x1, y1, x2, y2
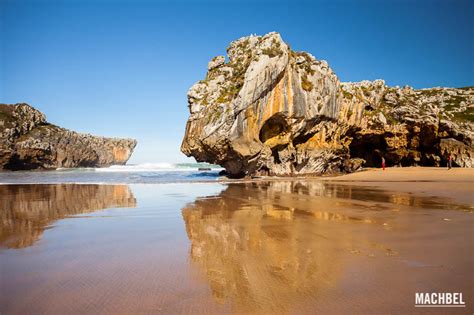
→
(0, 103, 136, 170)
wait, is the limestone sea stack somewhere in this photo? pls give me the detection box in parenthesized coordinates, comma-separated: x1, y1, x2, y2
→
(0, 103, 137, 170)
(181, 32, 473, 177)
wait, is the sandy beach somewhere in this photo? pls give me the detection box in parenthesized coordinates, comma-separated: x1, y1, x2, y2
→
(326, 167, 474, 183)
(324, 167, 474, 205)
(1, 167, 473, 314)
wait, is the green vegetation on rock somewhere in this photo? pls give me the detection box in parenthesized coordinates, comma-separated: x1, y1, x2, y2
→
(342, 90, 353, 100)
(262, 38, 283, 58)
(452, 107, 474, 122)
(301, 74, 313, 92)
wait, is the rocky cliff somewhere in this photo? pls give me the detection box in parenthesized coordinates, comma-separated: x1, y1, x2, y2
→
(0, 103, 137, 170)
(181, 32, 473, 177)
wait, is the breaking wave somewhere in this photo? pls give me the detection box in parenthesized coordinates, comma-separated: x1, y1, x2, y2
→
(94, 163, 223, 172)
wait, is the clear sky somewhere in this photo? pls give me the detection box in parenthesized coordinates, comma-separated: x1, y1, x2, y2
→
(1, 0, 472, 163)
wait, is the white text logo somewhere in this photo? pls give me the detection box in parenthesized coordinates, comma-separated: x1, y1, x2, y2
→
(415, 292, 465, 308)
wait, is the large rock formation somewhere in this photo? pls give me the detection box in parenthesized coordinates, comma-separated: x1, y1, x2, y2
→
(0, 103, 137, 170)
(181, 32, 473, 177)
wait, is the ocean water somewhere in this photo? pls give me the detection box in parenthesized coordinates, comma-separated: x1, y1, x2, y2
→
(0, 163, 224, 184)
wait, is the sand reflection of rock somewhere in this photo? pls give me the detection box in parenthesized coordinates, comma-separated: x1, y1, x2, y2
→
(182, 182, 350, 314)
(182, 180, 472, 313)
(0, 184, 136, 248)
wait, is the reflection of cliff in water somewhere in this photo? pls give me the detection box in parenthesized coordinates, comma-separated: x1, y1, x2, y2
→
(182, 182, 351, 314)
(182, 180, 470, 313)
(0, 184, 136, 248)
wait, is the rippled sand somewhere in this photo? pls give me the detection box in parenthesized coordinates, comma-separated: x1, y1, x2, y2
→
(1, 171, 473, 314)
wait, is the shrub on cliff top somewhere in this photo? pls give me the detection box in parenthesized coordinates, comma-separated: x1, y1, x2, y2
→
(342, 90, 353, 100)
(262, 38, 283, 58)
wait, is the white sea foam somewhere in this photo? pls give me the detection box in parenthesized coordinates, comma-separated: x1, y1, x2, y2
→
(93, 163, 222, 172)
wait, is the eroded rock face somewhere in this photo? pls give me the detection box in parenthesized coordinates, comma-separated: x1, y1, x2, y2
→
(181, 32, 473, 177)
(0, 103, 137, 170)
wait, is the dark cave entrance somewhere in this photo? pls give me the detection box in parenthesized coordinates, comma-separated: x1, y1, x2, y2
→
(259, 114, 289, 143)
(349, 134, 387, 167)
(3, 154, 43, 171)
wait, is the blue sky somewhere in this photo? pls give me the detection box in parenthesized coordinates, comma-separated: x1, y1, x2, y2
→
(1, 0, 472, 163)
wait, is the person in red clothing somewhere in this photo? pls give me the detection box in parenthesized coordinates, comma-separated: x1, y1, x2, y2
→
(381, 157, 386, 170)
(447, 154, 453, 170)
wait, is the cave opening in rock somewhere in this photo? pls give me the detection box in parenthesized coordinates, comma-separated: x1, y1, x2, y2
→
(78, 160, 99, 168)
(292, 132, 315, 147)
(256, 165, 270, 176)
(4, 154, 42, 171)
(349, 134, 387, 167)
(259, 114, 288, 143)
(271, 147, 282, 164)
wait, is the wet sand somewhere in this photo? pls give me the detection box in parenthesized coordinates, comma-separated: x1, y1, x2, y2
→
(0, 171, 473, 314)
(326, 166, 474, 182)
(323, 167, 474, 205)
